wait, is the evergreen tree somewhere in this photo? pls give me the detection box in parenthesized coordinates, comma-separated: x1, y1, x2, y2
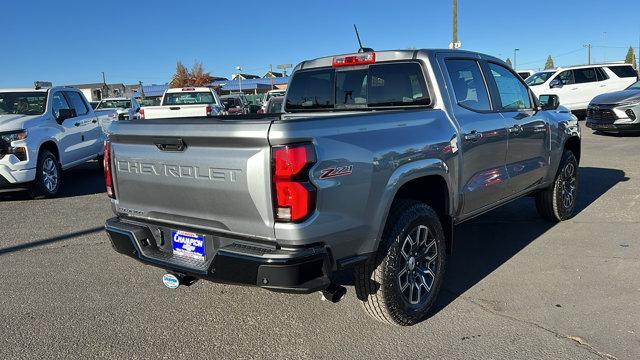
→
(625, 47, 637, 69)
(544, 55, 555, 70)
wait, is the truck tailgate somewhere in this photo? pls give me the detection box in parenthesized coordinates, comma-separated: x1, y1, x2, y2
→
(143, 105, 209, 119)
(107, 118, 276, 240)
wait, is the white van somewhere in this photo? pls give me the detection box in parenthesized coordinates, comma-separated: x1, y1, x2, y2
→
(526, 64, 638, 111)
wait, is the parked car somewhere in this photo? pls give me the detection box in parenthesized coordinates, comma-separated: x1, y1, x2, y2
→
(103, 49, 580, 326)
(94, 97, 141, 120)
(586, 80, 640, 133)
(257, 96, 283, 114)
(220, 94, 250, 115)
(526, 64, 638, 113)
(0, 83, 115, 197)
(139, 87, 225, 120)
(516, 69, 535, 80)
(261, 89, 287, 111)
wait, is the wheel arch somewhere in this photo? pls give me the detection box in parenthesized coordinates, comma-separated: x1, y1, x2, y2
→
(375, 160, 454, 255)
(563, 136, 581, 164)
(38, 140, 60, 162)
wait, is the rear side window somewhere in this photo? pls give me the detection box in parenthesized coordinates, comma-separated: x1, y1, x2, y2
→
(573, 68, 598, 84)
(608, 66, 638, 78)
(445, 59, 491, 112)
(63, 91, 88, 116)
(285, 62, 430, 111)
(488, 63, 532, 111)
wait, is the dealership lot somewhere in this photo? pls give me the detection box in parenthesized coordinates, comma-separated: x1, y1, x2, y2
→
(0, 129, 638, 359)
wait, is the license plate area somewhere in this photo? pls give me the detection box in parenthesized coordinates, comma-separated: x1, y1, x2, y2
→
(171, 230, 206, 261)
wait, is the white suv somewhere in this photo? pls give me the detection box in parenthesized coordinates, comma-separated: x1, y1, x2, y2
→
(0, 83, 115, 197)
(526, 64, 638, 112)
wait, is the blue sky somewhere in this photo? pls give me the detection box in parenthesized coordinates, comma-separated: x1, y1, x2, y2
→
(1, 0, 638, 87)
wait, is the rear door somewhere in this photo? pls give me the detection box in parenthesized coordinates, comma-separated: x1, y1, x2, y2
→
(484, 62, 549, 193)
(439, 55, 511, 216)
(108, 119, 276, 239)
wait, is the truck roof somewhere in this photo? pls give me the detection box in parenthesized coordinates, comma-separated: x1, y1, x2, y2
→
(0, 86, 78, 93)
(295, 49, 505, 71)
(165, 87, 213, 93)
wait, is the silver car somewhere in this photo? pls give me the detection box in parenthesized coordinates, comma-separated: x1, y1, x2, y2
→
(587, 80, 640, 133)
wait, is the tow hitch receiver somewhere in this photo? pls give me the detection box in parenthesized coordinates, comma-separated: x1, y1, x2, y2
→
(320, 283, 347, 303)
(162, 273, 199, 289)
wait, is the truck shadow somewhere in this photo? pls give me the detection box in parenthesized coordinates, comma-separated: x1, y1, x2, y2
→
(0, 161, 105, 201)
(429, 166, 628, 317)
(339, 167, 628, 318)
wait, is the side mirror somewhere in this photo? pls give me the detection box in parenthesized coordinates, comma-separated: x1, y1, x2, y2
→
(539, 94, 560, 111)
(549, 79, 563, 89)
(55, 108, 76, 123)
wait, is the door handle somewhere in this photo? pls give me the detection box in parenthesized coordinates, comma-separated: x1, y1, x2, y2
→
(508, 124, 523, 134)
(463, 131, 483, 142)
(169, 106, 181, 110)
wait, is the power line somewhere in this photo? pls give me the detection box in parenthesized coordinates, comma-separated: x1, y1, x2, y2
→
(516, 48, 583, 67)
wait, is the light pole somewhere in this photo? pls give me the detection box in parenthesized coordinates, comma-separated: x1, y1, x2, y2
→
(513, 48, 520, 70)
(236, 66, 242, 94)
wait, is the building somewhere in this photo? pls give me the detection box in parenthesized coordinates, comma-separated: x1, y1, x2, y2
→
(263, 71, 284, 78)
(231, 73, 261, 80)
(66, 82, 140, 101)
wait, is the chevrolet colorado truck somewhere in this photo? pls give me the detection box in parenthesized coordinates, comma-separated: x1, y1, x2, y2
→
(1, 83, 115, 197)
(104, 49, 581, 326)
(139, 87, 225, 120)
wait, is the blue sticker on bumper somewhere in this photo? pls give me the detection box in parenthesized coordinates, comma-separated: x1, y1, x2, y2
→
(171, 230, 205, 261)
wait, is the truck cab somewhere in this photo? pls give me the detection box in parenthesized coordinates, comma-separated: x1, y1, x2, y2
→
(1, 83, 115, 197)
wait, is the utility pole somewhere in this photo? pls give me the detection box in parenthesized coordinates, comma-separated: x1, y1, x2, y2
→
(449, 0, 461, 49)
(101, 71, 109, 98)
(583, 44, 592, 65)
(513, 48, 519, 70)
(269, 64, 274, 90)
(236, 66, 242, 93)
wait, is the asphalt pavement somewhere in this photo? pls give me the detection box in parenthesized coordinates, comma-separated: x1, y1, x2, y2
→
(1, 128, 638, 359)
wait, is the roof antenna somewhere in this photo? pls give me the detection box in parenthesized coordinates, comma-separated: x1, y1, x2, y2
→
(354, 24, 374, 53)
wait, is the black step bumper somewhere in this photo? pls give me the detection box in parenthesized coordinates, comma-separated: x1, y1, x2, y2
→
(105, 217, 331, 294)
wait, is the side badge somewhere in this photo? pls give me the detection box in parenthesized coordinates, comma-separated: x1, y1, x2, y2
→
(162, 274, 180, 289)
(320, 165, 353, 179)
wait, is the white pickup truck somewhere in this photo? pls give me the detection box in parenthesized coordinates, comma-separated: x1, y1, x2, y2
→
(139, 87, 225, 120)
(0, 83, 115, 197)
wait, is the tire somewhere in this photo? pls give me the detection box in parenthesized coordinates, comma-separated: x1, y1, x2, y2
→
(29, 150, 61, 199)
(355, 200, 446, 326)
(535, 150, 578, 222)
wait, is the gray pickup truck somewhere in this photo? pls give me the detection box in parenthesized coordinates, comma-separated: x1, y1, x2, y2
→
(104, 49, 580, 326)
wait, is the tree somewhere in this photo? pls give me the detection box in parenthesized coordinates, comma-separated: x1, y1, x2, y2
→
(505, 58, 512, 68)
(190, 62, 215, 86)
(544, 55, 555, 70)
(170, 61, 191, 88)
(169, 61, 216, 87)
(625, 46, 637, 69)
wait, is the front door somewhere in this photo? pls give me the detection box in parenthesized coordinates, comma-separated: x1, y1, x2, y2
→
(439, 56, 511, 216)
(484, 62, 549, 194)
(63, 91, 101, 163)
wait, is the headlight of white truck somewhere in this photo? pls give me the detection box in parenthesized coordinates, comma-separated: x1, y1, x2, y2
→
(0, 130, 28, 161)
(0, 129, 28, 143)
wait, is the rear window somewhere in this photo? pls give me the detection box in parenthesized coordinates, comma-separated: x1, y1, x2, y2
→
(285, 62, 430, 111)
(163, 91, 215, 105)
(608, 66, 638, 78)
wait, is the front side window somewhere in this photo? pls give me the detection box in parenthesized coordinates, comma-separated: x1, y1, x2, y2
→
(445, 59, 491, 112)
(573, 68, 598, 84)
(556, 70, 575, 85)
(63, 91, 88, 116)
(488, 63, 532, 111)
(0, 92, 47, 115)
(51, 92, 71, 116)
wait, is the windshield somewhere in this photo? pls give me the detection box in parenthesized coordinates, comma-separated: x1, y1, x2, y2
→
(626, 80, 640, 90)
(525, 72, 554, 86)
(285, 62, 430, 112)
(97, 100, 131, 109)
(163, 92, 215, 105)
(0, 92, 48, 115)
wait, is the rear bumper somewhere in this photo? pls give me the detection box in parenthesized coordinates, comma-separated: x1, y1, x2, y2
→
(104, 217, 331, 293)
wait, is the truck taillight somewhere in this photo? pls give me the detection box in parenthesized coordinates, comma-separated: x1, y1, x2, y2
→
(206, 105, 212, 116)
(138, 108, 145, 119)
(272, 144, 316, 222)
(332, 52, 376, 67)
(104, 141, 115, 199)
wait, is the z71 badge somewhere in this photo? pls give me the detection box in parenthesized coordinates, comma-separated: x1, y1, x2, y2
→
(320, 165, 353, 179)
